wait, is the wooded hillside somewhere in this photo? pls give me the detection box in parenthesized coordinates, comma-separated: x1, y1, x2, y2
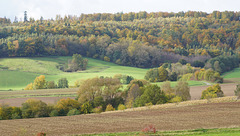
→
(0, 11, 240, 68)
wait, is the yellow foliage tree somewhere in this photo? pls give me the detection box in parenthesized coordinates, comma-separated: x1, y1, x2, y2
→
(25, 83, 34, 90)
(201, 84, 224, 99)
(33, 75, 46, 89)
(55, 98, 80, 116)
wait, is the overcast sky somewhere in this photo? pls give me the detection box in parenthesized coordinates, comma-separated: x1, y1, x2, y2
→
(1, 0, 240, 21)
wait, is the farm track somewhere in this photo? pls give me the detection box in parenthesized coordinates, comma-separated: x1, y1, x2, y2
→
(0, 83, 237, 107)
(0, 102, 240, 136)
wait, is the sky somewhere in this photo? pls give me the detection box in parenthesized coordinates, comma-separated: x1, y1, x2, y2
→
(1, 0, 240, 21)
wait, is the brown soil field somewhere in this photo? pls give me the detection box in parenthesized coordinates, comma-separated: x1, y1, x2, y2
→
(190, 83, 236, 100)
(0, 97, 75, 107)
(0, 83, 236, 107)
(0, 102, 239, 136)
(0, 88, 78, 107)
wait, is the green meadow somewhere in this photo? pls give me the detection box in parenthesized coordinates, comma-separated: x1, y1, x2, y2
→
(0, 56, 148, 90)
(0, 56, 208, 91)
(222, 67, 240, 79)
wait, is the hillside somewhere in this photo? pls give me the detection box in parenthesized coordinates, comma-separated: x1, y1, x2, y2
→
(0, 56, 148, 90)
(0, 100, 239, 136)
(0, 11, 239, 71)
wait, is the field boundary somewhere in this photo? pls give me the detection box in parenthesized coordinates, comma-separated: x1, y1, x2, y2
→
(102, 96, 239, 114)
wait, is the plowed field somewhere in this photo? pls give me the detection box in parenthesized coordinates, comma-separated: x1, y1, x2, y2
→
(0, 102, 239, 136)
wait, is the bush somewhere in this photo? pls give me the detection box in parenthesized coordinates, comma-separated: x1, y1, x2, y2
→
(105, 104, 115, 111)
(11, 107, 22, 119)
(46, 81, 56, 89)
(37, 132, 46, 136)
(67, 54, 88, 72)
(158, 66, 168, 82)
(0, 104, 13, 120)
(114, 74, 134, 84)
(170, 96, 183, 103)
(201, 84, 224, 99)
(168, 72, 178, 81)
(74, 80, 81, 87)
(104, 56, 110, 62)
(144, 68, 159, 82)
(134, 84, 168, 107)
(81, 102, 93, 114)
(234, 84, 240, 98)
(55, 98, 80, 116)
(67, 108, 80, 116)
(24, 83, 34, 90)
(93, 96, 105, 107)
(179, 73, 193, 81)
(117, 104, 126, 110)
(142, 124, 156, 134)
(161, 81, 174, 95)
(179, 59, 187, 65)
(33, 75, 46, 89)
(21, 99, 49, 118)
(192, 60, 205, 68)
(58, 78, 69, 88)
(49, 110, 58, 117)
(92, 106, 103, 113)
(174, 81, 191, 101)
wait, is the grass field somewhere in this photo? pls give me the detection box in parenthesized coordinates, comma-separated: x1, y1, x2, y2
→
(222, 67, 240, 84)
(0, 101, 239, 136)
(0, 56, 208, 90)
(222, 68, 240, 79)
(0, 56, 148, 90)
(79, 127, 240, 136)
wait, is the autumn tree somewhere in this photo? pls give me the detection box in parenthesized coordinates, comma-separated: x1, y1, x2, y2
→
(46, 81, 56, 89)
(174, 81, 191, 101)
(21, 99, 49, 118)
(33, 75, 46, 89)
(77, 77, 122, 106)
(161, 81, 174, 96)
(134, 84, 168, 107)
(144, 68, 160, 82)
(201, 84, 224, 99)
(58, 78, 69, 88)
(158, 66, 168, 82)
(25, 83, 34, 90)
(67, 54, 88, 72)
(124, 79, 149, 108)
(55, 98, 80, 116)
(234, 84, 240, 98)
(0, 104, 13, 120)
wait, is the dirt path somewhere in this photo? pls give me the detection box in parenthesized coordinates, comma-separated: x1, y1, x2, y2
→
(0, 102, 239, 136)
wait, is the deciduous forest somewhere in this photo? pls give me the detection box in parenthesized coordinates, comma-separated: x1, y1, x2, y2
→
(0, 11, 239, 72)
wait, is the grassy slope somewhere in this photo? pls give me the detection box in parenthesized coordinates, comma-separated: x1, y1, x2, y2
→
(222, 68, 240, 79)
(0, 56, 148, 90)
(0, 56, 207, 90)
(221, 67, 240, 84)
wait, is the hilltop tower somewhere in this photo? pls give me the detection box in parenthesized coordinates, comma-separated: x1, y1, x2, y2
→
(24, 11, 28, 22)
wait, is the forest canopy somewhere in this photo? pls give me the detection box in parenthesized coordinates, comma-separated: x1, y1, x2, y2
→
(0, 11, 240, 69)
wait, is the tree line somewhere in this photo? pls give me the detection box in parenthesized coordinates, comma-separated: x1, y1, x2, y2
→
(1, 75, 233, 120)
